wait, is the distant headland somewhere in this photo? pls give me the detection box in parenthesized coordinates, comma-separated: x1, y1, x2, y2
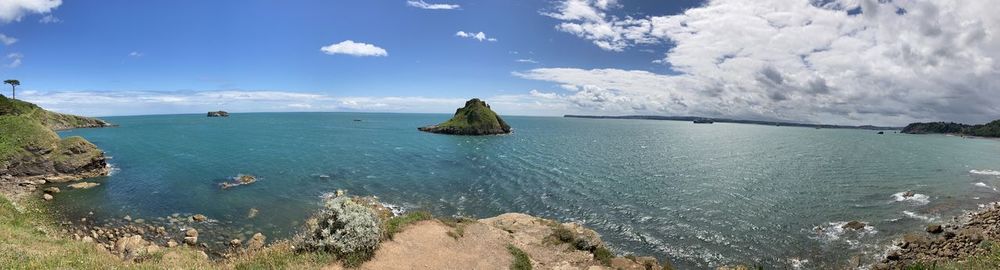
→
(565, 114, 900, 130)
(901, 120, 1000, 137)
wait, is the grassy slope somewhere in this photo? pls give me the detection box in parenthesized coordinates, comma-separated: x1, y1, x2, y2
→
(0, 96, 109, 172)
(0, 115, 60, 168)
(0, 95, 108, 131)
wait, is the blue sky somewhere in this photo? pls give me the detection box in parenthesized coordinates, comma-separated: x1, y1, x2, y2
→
(1, 0, 999, 126)
(1, 1, 696, 98)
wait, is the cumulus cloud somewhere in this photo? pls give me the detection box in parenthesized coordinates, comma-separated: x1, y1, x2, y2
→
(534, 0, 1000, 125)
(128, 51, 143, 57)
(456, 31, 497, 42)
(406, 0, 460, 10)
(0, 33, 16, 45)
(0, 0, 61, 23)
(6, 53, 22, 68)
(320, 40, 388, 57)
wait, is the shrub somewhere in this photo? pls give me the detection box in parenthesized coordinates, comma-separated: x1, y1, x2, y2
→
(507, 244, 532, 270)
(300, 196, 382, 267)
(551, 225, 575, 243)
(593, 246, 613, 266)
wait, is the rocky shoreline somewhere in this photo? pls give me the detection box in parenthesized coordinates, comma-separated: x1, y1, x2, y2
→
(875, 201, 1000, 268)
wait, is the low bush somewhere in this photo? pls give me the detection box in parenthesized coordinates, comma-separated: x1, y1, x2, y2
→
(300, 196, 382, 267)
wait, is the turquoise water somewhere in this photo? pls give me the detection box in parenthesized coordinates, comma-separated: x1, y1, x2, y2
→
(55, 113, 1000, 269)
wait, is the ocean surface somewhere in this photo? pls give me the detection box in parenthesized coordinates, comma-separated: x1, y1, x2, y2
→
(54, 112, 1000, 269)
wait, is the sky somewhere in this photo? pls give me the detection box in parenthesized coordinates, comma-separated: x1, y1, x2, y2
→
(0, 0, 998, 126)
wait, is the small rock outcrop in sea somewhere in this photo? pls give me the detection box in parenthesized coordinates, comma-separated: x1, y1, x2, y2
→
(418, 98, 511, 135)
(207, 111, 229, 117)
(220, 174, 257, 189)
(842, 220, 866, 230)
(0, 95, 111, 198)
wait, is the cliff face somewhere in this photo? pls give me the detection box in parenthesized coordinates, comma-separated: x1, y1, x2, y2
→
(418, 98, 512, 135)
(0, 95, 110, 188)
(901, 120, 1000, 137)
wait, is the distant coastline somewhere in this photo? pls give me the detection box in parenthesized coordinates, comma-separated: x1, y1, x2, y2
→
(564, 114, 901, 130)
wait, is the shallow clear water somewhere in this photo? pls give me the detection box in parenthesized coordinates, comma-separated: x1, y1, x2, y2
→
(55, 113, 1000, 269)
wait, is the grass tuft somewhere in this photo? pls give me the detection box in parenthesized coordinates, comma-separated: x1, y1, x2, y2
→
(507, 244, 532, 270)
(383, 211, 432, 240)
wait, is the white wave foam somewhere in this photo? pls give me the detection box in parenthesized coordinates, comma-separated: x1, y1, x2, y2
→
(971, 170, 1000, 176)
(891, 192, 930, 205)
(973, 182, 998, 191)
(789, 258, 808, 269)
(810, 221, 877, 243)
(903, 211, 938, 222)
(380, 202, 406, 216)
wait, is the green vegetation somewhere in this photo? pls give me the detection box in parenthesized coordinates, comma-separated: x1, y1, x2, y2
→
(419, 98, 512, 135)
(0, 94, 110, 131)
(383, 211, 431, 239)
(506, 244, 532, 270)
(901, 120, 1000, 137)
(441, 216, 475, 239)
(593, 246, 614, 266)
(300, 196, 382, 267)
(0, 195, 218, 269)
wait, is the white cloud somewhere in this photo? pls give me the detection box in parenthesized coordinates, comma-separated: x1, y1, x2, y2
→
(534, 0, 1000, 125)
(0, 33, 16, 45)
(455, 31, 497, 42)
(6, 53, 22, 68)
(38, 14, 59, 23)
(516, 59, 539, 64)
(128, 51, 143, 57)
(406, 0, 460, 10)
(320, 40, 388, 57)
(0, 0, 61, 23)
(16, 90, 573, 117)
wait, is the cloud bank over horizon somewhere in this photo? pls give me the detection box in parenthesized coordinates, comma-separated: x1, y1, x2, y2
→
(528, 0, 1000, 125)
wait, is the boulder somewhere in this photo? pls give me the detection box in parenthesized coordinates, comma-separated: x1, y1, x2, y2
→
(43, 187, 60, 194)
(42, 193, 53, 201)
(191, 214, 207, 222)
(247, 232, 266, 250)
(926, 224, 943, 234)
(843, 221, 866, 230)
(902, 191, 915, 198)
(166, 239, 178, 248)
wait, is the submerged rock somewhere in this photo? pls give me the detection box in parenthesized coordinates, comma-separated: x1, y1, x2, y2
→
(418, 98, 511, 135)
(43, 187, 60, 194)
(68, 182, 100, 189)
(42, 193, 53, 201)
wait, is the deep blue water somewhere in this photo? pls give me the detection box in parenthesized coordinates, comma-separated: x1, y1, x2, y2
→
(54, 112, 1000, 269)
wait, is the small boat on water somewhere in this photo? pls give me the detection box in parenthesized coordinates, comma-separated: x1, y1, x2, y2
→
(693, 119, 714, 124)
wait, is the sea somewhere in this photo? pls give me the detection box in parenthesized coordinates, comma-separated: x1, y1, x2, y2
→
(53, 112, 1000, 269)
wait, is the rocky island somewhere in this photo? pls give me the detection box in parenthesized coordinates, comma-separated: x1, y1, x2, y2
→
(207, 111, 229, 117)
(901, 119, 1000, 137)
(418, 98, 511, 135)
(0, 95, 112, 198)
